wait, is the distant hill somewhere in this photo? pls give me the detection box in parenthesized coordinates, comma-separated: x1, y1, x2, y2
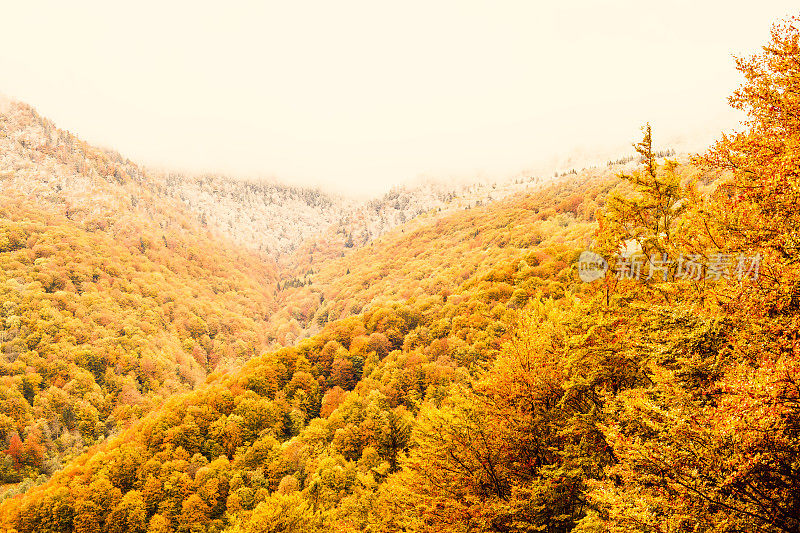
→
(157, 164, 555, 260)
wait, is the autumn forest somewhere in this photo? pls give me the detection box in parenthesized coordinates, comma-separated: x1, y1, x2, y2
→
(1, 14, 800, 533)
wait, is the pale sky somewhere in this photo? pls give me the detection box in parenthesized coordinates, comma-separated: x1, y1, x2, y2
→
(0, 1, 796, 196)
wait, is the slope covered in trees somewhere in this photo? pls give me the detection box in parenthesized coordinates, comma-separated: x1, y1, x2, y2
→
(0, 120, 697, 531)
(264, 164, 633, 346)
(0, 175, 605, 531)
(0, 104, 280, 486)
(2, 14, 800, 533)
(158, 157, 548, 260)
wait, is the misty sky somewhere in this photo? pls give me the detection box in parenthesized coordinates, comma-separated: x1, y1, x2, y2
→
(1, 1, 796, 196)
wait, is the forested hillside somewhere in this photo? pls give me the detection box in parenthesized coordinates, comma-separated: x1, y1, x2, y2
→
(0, 103, 281, 486)
(265, 167, 615, 346)
(160, 166, 549, 260)
(1, 14, 799, 533)
(0, 152, 613, 531)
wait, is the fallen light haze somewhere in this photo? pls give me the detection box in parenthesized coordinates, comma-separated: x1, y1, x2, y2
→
(0, 1, 795, 196)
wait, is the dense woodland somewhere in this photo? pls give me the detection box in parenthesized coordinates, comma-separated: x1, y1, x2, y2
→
(161, 172, 541, 260)
(1, 16, 800, 533)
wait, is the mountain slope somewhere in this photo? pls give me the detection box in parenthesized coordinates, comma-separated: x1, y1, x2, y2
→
(0, 145, 620, 529)
(156, 163, 550, 260)
(264, 168, 618, 344)
(0, 102, 280, 484)
(3, 18, 795, 531)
